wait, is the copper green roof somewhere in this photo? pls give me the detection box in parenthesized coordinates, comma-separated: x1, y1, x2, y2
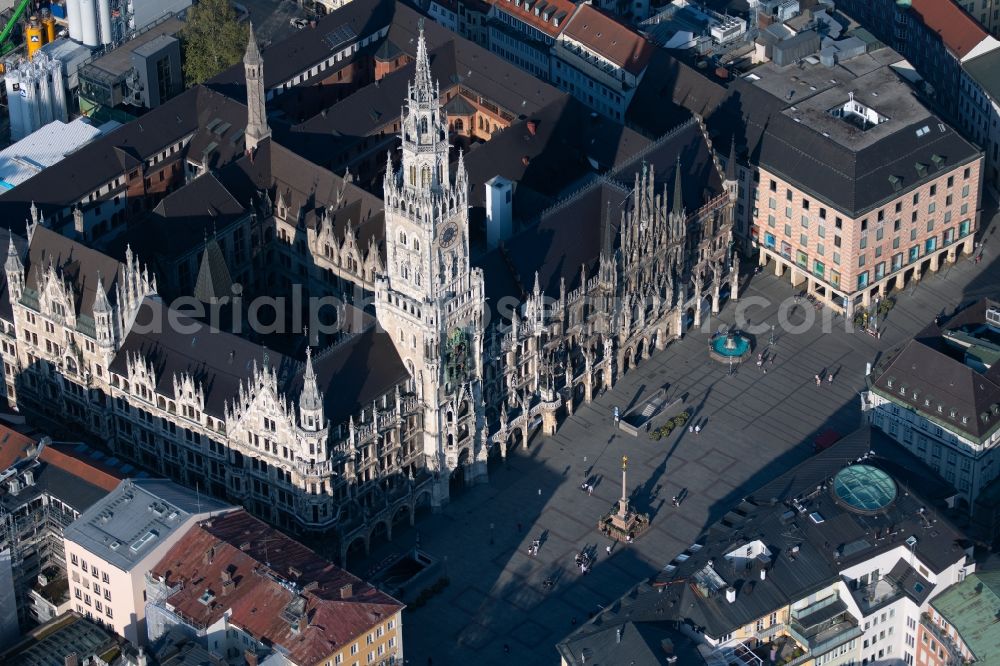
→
(930, 572, 1000, 661)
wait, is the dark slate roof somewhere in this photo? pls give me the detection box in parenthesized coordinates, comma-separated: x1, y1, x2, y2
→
(462, 95, 650, 218)
(23, 226, 124, 319)
(557, 617, 707, 666)
(885, 559, 933, 606)
(475, 117, 723, 308)
(477, 180, 627, 307)
(289, 3, 564, 156)
(626, 46, 727, 138)
(0, 86, 249, 229)
(207, 0, 398, 96)
(110, 298, 297, 419)
(868, 307, 1000, 441)
(565, 427, 969, 643)
(963, 48, 1000, 103)
(706, 75, 981, 217)
(109, 172, 249, 269)
(213, 140, 386, 264)
(193, 237, 234, 303)
(289, 326, 409, 425)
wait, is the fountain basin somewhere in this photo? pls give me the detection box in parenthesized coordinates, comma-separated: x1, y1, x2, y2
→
(709, 331, 752, 363)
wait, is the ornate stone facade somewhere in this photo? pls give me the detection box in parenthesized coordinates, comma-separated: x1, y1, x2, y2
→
(0, 24, 735, 566)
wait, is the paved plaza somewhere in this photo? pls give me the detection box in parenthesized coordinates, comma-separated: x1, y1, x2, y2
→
(353, 218, 1000, 666)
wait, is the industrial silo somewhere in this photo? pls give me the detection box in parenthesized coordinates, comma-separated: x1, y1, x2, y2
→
(26, 16, 44, 59)
(97, 0, 112, 45)
(78, 0, 98, 47)
(66, 0, 83, 42)
(4, 55, 70, 140)
(5, 64, 28, 141)
(41, 9, 57, 43)
(37, 61, 54, 126)
(49, 58, 67, 123)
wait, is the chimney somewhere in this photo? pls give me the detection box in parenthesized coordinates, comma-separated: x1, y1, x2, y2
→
(65, 653, 79, 666)
(73, 207, 84, 237)
(521, 155, 530, 166)
(340, 583, 353, 599)
(725, 587, 736, 603)
(244, 651, 259, 666)
(526, 120, 537, 136)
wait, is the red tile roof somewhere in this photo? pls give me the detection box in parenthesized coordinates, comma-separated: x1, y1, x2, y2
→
(0, 424, 35, 471)
(561, 4, 652, 75)
(492, 0, 576, 39)
(150, 510, 402, 666)
(38, 444, 123, 492)
(909, 0, 988, 59)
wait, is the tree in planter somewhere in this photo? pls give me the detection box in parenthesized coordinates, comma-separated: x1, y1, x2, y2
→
(182, 0, 250, 86)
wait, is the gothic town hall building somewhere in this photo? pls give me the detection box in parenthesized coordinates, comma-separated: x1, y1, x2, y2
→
(0, 10, 734, 563)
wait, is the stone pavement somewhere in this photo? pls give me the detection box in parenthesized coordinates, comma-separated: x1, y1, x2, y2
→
(354, 219, 1000, 666)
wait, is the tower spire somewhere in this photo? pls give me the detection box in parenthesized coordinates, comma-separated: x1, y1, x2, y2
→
(300, 345, 323, 417)
(672, 157, 684, 216)
(413, 19, 434, 101)
(244, 21, 270, 151)
(726, 136, 737, 181)
(244, 21, 262, 66)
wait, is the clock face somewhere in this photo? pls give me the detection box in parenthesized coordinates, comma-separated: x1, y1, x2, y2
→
(440, 223, 458, 248)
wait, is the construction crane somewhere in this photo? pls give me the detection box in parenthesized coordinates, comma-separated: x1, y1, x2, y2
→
(0, 0, 33, 62)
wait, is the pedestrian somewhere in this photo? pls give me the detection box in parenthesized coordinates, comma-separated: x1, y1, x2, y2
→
(588, 485, 593, 496)
(517, 522, 522, 532)
(538, 488, 542, 496)
(503, 644, 510, 654)
(606, 544, 612, 555)
(827, 373, 834, 384)
(694, 424, 701, 435)
(571, 617, 577, 626)
(815, 374, 821, 386)
(688, 424, 694, 433)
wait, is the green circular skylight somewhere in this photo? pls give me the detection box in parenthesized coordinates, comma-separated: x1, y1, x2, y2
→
(833, 465, 897, 514)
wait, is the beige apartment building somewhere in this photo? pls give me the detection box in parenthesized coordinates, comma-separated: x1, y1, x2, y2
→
(715, 46, 984, 314)
(62, 478, 233, 644)
(758, 158, 979, 312)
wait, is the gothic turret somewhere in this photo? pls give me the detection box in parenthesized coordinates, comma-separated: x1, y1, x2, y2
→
(299, 346, 324, 430)
(93, 273, 115, 351)
(672, 157, 684, 217)
(5, 234, 23, 304)
(244, 22, 270, 152)
(723, 137, 738, 202)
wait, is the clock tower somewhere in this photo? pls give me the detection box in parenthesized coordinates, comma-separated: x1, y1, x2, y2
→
(376, 21, 487, 506)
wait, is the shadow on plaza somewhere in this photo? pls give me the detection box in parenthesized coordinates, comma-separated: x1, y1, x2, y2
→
(701, 397, 862, 533)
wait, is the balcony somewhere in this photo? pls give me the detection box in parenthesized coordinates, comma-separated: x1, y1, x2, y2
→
(919, 613, 967, 665)
(785, 596, 862, 666)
